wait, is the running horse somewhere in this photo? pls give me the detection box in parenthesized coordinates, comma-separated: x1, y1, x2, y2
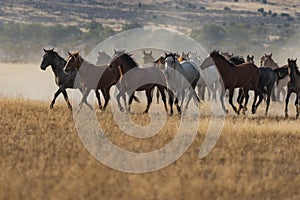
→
(236, 55, 278, 115)
(285, 58, 300, 119)
(209, 50, 260, 114)
(96, 50, 111, 65)
(64, 51, 122, 110)
(40, 48, 90, 109)
(164, 53, 200, 114)
(261, 53, 289, 101)
(108, 52, 169, 114)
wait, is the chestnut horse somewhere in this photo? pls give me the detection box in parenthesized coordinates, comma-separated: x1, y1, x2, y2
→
(209, 50, 260, 114)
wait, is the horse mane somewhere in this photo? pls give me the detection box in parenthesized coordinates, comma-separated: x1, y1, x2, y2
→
(213, 51, 236, 67)
(121, 53, 139, 68)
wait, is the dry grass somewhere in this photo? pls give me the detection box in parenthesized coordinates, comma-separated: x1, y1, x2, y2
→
(1, 98, 300, 199)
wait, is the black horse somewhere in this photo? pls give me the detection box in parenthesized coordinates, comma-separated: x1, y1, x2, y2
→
(237, 67, 276, 115)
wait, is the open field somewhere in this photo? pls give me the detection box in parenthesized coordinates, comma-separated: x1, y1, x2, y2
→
(1, 98, 300, 199)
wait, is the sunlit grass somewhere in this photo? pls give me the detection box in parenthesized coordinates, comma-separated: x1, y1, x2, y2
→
(0, 98, 300, 199)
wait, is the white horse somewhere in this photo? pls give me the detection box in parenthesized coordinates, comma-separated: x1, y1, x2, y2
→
(164, 53, 200, 114)
(189, 52, 220, 101)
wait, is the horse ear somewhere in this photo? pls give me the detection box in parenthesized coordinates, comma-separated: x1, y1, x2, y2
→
(51, 48, 54, 51)
(43, 48, 47, 53)
(288, 58, 290, 62)
(68, 51, 72, 56)
(74, 52, 79, 57)
(143, 50, 146, 55)
(295, 58, 297, 62)
(270, 53, 272, 57)
(114, 48, 117, 54)
(150, 51, 152, 55)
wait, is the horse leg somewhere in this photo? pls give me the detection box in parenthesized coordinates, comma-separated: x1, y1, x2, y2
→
(80, 88, 93, 110)
(128, 91, 136, 113)
(50, 86, 64, 109)
(198, 85, 205, 101)
(157, 85, 168, 113)
(264, 84, 274, 116)
(251, 89, 262, 115)
(220, 86, 227, 114)
(242, 87, 250, 115)
(116, 91, 125, 112)
(144, 89, 153, 114)
(174, 96, 181, 115)
(102, 87, 111, 111)
(168, 89, 174, 116)
(229, 88, 239, 115)
(285, 89, 292, 118)
(62, 89, 72, 110)
(237, 88, 244, 112)
(295, 94, 300, 119)
(95, 90, 102, 110)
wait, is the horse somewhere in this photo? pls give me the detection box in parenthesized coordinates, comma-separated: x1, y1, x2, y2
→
(142, 50, 154, 64)
(40, 48, 87, 109)
(261, 53, 289, 101)
(247, 55, 254, 63)
(64, 51, 121, 110)
(189, 51, 219, 101)
(208, 50, 260, 114)
(108, 52, 169, 114)
(96, 50, 111, 65)
(285, 58, 300, 119)
(164, 53, 200, 114)
(236, 55, 277, 115)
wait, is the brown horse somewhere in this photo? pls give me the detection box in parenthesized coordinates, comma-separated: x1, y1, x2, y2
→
(285, 58, 300, 119)
(64, 51, 121, 110)
(108, 52, 169, 114)
(261, 53, 289, 101)
(209, 50, 260, 114)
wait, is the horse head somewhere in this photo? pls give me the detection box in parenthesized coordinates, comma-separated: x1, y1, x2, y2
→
(97, 50, 111, 65)
(143, 50, 154, 64)
(64, 51, 82, 72)
(247, 55, 254, 63)
(164, 53, 178, 77)
(287, 58, 298, 71)
(40, 48, 55, 70)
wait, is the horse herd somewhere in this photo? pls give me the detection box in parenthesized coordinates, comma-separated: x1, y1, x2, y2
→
(40, 48, 300, 118)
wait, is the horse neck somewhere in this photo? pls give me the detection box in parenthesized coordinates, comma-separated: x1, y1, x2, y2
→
(264, 59, 278, 69)
(289, 66, 300, 81)
(211, 55, 233, 75)
(51, 55, 67, 77)
(120, 57, 138, 74)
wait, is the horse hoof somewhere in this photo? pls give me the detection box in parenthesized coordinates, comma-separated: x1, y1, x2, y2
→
(285, 114, 288, 119)
(50, 104, 54, 109)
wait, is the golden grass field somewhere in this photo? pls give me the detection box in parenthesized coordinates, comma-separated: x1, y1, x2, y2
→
(1, 97, 300, 199)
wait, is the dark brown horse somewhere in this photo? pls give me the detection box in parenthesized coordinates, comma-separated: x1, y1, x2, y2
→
(64, 51, 121, 110)
(209, 50, 260, 114)
(285, 58, 300, 119)
(108, 53, 168, 114)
